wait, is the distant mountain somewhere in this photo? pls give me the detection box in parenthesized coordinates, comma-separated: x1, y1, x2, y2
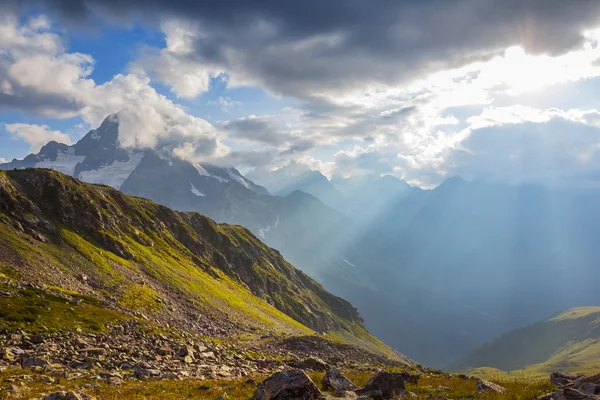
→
(453, 307, 600, 375)
(276, 170, 345, 209)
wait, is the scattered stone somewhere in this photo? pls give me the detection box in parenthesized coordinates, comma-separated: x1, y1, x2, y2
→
(322, 368, 357, 393)
(476, 379, 507, 393)
(254, 369, 322, 400)
(291, 356, 330, 372)
(355, 371, 414, 399)
(42, 391, 88, 400)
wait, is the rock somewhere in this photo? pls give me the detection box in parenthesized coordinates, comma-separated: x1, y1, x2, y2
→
(200, 351, 216, 359)
(292, 357, 330, 372)
(355, 371, 412, 399)
(476, 379, 507, 393)
(254, 369, 322, 400)
(2, 347, 22, 362)
(30, 334, 45, 344)
(134, 367, 163, 380)
(562, 388, 591, 400)
(177, 345, 195, 358)
(79, 347, 106, 356)
(322, 368, 357, 393)
(21, 356, 50, 369)
(552, 372, 584, 387)
(215, 395, 229, 400)
(42, 392, 85, 400)
(356, 390, 383, 400)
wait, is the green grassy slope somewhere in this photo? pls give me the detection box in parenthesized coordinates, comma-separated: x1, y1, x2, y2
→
(0, 168, 402, 360)
(453, 307, 600, 376)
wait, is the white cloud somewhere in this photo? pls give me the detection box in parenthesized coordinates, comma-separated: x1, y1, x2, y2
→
(0, 14, 225, 164)
(132, 20, 224, 98)
(5, 123, 72, 153)
(0, 157, 6, 163)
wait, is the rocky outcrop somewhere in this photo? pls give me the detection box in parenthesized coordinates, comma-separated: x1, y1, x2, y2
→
(254, 369, 321, 400)
(544, 372, 600, 400)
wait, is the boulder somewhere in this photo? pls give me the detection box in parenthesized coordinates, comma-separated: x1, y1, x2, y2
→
(254, 369, 322, 400)
(291, 357, 330, 372)
(552, 372, 584, 387)
(355, 371, 413, 399)
(562, 388, 592, 400)
(322, 368, 357, 393)
(476, 379, 507, 393)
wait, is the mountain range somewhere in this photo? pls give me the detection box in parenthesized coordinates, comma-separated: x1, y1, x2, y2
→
(3, 114, 600, 368)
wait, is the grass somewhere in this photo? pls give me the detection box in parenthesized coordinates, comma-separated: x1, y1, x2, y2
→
(119, 284, 163, 313)
(0, 368, 557, 400)
(0, 287, 130, 333)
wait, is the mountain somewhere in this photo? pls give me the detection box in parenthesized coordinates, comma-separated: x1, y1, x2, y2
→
(0, 168, 406, 361)
(275, 170, 345, 209)
(5, 114, 600, 370)
(454, 307, 600, 376)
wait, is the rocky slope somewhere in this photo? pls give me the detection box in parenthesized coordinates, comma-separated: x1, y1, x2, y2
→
(454, 307, 600, 376)
(0, 169, 407, 361)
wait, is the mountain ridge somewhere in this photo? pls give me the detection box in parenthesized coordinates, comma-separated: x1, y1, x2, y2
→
(0, 167, 405, 361)
(454, 306, 600, 376)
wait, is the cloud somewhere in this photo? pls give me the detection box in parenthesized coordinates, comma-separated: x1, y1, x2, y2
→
(442, 107, 600, 185)
(208, 96, 243, 112)
(20, 0, 600, 99)
(218, 115, 291, 145)
(5, 123, 72, 152)
(0, 158, 6, 164)
(0, 14, 225, 164)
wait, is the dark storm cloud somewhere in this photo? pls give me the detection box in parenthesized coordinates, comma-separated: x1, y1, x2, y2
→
(280, 139, 316, 155)
(12, 0, 600, 98)
(219, 117, 289, 145)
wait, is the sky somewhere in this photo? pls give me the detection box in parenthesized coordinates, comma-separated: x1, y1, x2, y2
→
(3, 1, 600, 187)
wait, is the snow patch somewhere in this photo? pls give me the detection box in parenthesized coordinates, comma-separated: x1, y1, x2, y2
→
(79, 152, 144, 189)
(193, 163, 210, 176)
(36, 148, 85, 176)
(190, 182, 205, 197)
(211, 175, 229, 183)
(227, 168, 250, 188)
(341, 259, 357, 268)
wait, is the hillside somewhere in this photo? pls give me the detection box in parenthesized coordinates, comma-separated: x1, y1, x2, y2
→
(454, 307, 600, 375)
(0, 168, 405, 361)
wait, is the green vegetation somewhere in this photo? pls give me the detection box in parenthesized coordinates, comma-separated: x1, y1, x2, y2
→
(119, 284, 163, 313)
(455, 307, 600, 376)
(0, 368, 555, 400)
(0, 287, 130, 333)
(0, 168, 399, 360)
